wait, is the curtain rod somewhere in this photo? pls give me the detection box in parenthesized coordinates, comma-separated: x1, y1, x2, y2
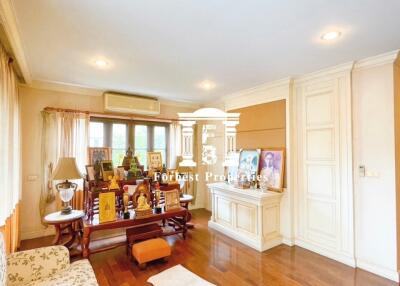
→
(43, 107, 177, 123)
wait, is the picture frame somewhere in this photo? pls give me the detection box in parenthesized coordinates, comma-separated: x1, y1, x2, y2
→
(164, 189, 180, 211)
(85, 165, 96, 181)
(115, 166, 126, 180)
(258, 148, 285, 192)
(88, 147, 111, 165)
(147, 151, 162, 170)
(100, 160, 114, 181)
(99, 192, 116, 223)
(238, 149, 261, 177)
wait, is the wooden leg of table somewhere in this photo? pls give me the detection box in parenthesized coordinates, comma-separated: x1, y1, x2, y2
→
(52, 224, 62, 245)
(64, 223, 76, 248)
(183, 214, 187, 240)
(82, 228, 91, 259)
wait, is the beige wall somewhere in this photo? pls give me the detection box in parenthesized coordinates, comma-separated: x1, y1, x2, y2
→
(352, 63, 398, 277)
(231, 100, 286, 149)
(19, 85, 196, 239)
(395, 59, 400, 272)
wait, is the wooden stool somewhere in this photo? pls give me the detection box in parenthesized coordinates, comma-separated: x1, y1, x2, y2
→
(126, 224, 162, 256)
(132, 238, 171, 270)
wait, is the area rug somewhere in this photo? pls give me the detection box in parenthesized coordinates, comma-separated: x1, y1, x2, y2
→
(147, 264, 216, 286)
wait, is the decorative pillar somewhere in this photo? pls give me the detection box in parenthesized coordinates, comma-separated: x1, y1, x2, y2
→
(179, 120, 197, 167)
(223, 120, 239, 166)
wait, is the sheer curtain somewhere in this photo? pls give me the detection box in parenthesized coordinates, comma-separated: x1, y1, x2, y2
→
(168, 122, 181, 169)
(40, 110, 89, 224)
(0, 45, 21, 253)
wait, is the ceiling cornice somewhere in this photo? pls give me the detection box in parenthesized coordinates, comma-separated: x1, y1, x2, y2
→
(293, 61, 354, 84)
(353, 50, 400, 71)
(20, 79, 200, 109)
(0, 0, 31, 83)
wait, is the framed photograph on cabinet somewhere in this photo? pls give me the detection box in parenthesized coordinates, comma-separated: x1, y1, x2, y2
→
(258, 148, 285, 192)
(147, 151, 162, 171)
(99, 192, 116, 223)
(85, 165, 96, 181)
(164, 189, 180, 211)
(238, 149, 260, 177)
(88, 147, 111, 165)
(101, 160, 114, 181)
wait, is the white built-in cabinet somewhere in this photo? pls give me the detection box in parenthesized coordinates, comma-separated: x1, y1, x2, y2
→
(207, 182, 283, 252)
(293, 65, 355, 266)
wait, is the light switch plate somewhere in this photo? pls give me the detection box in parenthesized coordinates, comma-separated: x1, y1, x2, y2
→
(27, 175, 38, 181)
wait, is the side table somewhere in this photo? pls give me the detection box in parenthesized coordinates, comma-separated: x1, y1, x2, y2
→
(44, 210, 85, 253)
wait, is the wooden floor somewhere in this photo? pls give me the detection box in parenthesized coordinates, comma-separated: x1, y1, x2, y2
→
(21, 209, 396, 286)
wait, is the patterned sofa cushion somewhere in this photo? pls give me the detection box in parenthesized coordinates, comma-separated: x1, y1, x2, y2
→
(6, 246, 70, 286)
(25, 260, 98, 286)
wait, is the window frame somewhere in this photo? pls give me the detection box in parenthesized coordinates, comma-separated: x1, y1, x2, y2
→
(89, 117, 169, 167)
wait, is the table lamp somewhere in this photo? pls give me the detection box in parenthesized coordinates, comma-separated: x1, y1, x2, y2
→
(52, 157, 82, 214)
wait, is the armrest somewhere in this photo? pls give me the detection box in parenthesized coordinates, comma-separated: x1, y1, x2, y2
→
(7, 245, 70, 286)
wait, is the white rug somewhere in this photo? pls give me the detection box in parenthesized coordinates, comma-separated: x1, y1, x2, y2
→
(147, 264, 216, 286)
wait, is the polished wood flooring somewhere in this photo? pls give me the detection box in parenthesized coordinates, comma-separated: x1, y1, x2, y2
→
(21, 209, 396, 286)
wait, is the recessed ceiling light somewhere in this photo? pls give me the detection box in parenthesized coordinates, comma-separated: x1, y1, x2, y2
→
(321, 31, 341, 41)
(198, 80, 216, 91)
(94, 59, 108, 68)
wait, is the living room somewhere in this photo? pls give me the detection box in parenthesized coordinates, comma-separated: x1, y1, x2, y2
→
(1, 1, 400, 286)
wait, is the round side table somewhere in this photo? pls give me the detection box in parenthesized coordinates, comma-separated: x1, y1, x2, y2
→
(180, 194, 194, 228)
(44, 210, 85, 250)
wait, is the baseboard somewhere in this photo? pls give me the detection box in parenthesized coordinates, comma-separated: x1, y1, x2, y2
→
(282, 237, 295, 246)
(357, 259, 399, 282)
(21, 227, 55, 240)
(295, 238, 356, 267)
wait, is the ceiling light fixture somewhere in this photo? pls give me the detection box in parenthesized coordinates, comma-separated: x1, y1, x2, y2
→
(198, 80, 216, 91)
(321, 31, 341, 41)
(94, 59, 108, 68)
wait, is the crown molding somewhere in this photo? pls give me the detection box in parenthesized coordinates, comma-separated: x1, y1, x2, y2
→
(294, 62, 354, 84)
(0, 0, 31, 83)
(208, 77, 292, 111)
(353, 50, 400, 71)
(20, 79, 200, 108)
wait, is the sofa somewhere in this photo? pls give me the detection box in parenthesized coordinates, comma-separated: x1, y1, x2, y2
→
(0, 233, 98, 286)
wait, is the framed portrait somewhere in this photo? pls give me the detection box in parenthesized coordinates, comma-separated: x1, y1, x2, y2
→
(88, 147, 111, 165)
(258, 148, 285, 191)
(99, 192, 116, 223)
(164, 189, 180, 211)
(85, 165, 96, 181)
(238, 149, 260, 177)
(147, 151, 162, 170)
(101, 160, 114, 181)
(114, 166, 126, 180)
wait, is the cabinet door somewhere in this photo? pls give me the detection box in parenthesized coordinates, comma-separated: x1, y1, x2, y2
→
(215, 195, 233, 227)
(235, 202, 257, 236)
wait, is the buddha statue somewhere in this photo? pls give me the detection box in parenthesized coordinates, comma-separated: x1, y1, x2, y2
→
(108, 175, 120, 190)
(137, 191, 150, 210)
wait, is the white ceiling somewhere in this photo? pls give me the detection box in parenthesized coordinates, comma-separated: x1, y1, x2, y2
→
(12, 0, 400, 103)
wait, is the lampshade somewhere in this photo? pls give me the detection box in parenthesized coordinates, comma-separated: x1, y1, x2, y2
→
(52, 157, 82, 181)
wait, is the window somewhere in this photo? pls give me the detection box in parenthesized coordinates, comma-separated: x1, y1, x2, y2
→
(88, 118, 169, 169)
(112, 123, 127, 166)
(153, 126, 167, 167)
(134, 125, 148, 169)
(89, 122, 104, 147)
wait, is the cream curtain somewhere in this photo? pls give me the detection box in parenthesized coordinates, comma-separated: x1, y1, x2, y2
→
(40, 111, 89, 224)
(0, 45, 21, 253)
(168, 122, 182, 169)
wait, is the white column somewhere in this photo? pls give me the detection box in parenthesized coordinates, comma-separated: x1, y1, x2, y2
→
(179, 120, 197, 167)
(223, 120, 239, 166)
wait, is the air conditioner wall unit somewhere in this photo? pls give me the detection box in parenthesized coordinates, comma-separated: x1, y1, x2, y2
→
(104, 92, 160, 115)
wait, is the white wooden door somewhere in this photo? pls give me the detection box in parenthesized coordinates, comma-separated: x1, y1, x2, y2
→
(294, 67, 354, 266)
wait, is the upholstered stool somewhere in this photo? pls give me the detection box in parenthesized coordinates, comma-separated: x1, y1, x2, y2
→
(126, 223, 162, 256)
(132, 238, 171, 270)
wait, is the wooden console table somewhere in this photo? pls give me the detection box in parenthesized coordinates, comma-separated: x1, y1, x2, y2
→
(81, 207, 188, 258)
